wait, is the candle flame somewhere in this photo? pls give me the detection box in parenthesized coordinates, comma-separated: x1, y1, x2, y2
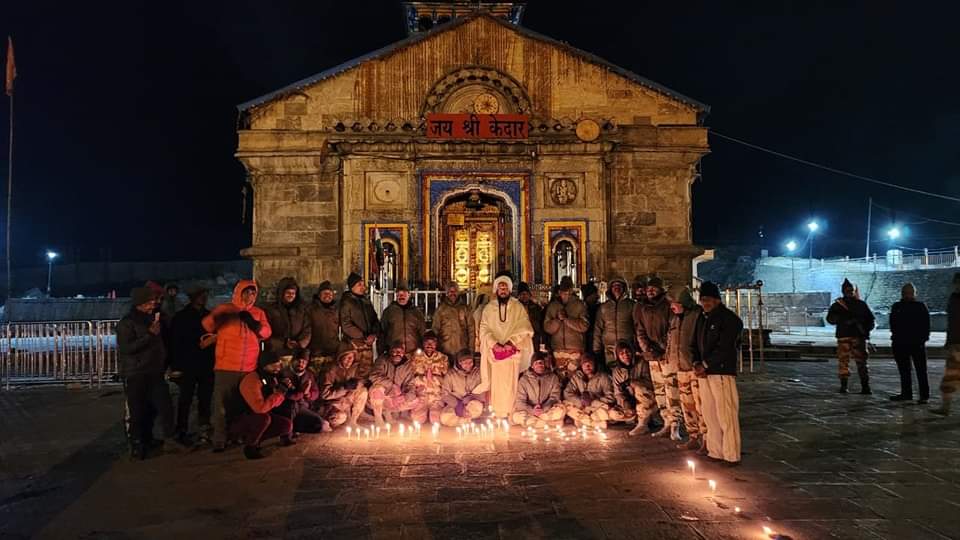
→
(708, 480, 717, 492)
(734, 506, 741, 513)
(762, 526, 773, 536)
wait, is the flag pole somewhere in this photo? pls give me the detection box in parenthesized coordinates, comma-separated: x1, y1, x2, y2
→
(5, 90, 11, 299)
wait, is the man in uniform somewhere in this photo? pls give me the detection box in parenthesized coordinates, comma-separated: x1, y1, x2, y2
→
(512, 353, 566, 428)
(544, 278, 590, 382)
(518, 282, 546, 353)
(409, 331, 449, 424)
(609, 340, 658, 436)
(636, 276, 682, 440)
(380, 282, 426, 355)
(266, 277, 312, 366)
(368, 341, 420, 426)
(932, 273, 960, 416)
(667, 286, 706, 450)
(318, 343, 368, 430)
(307, 281, 341, 374)
(339, 272, 381, 378)
(592, 277, 636, 369)
(563, 354, 615, 429)
(440, 350, 486, 427)
(826, 278, 876, 394)
(432, 282, 475, 359)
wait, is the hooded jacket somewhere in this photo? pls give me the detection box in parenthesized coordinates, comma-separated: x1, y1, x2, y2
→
(170, 302, 214, 373)
(202, 280, 272, 372)
(592, 279, 636, 353)
(441, 361, 484, 406)
(381, 299, 426, 353)
(611, 341, 647, 408)
(432, 294, 476, 357)
(826, 296, 875, 339)
(563, 369, 615, 407)
(117, 308, 167, 378)
(691, 303, 743, 377)
(318, 360, 362, 402)
(635, 293, 672, 361)
(266, 277, 312, 356)
(237, 368, 286, 415)
(666, 305, 701, 371)
(543, 294, 590, 352)
(307, 294, 341, 357)
(514, 367, 563, 413)
(339, 290, 381, 346)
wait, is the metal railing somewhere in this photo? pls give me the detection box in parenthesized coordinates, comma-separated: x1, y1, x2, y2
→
(719, 281, 766, 374)
(1, 320, 119, 390)
(370, 289, 477, 323)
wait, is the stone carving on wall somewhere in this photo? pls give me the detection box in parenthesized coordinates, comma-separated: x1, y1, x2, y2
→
(549, 178, 578, 206)
(366, 172, 406, 209)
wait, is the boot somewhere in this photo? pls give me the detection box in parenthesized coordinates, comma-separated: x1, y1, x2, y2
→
(838, 377, 849, 394)
(279, 435, 297, 447)
(629, 423, 650, 436)
(678, 436, 701, 450)
(858, 367, 871, 395)
(243, 445, 265, 460)
(129, 440, 146, 461)
(931, 395, 952, 416)
(652, 422, 673, 438)
(670, 422, 683, 442)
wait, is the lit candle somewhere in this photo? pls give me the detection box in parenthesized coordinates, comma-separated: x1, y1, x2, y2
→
(456, 426, 462, 439)
(762, 526, 774, 538)
(708, 479, 717, 493)
(346, 426, 352, 439)
(687, 459, 696, 478)
(365, 428, 371, 441)
(399, 423, 406, 437)
(386, 423, 392, 437)
(734, 507, 741, 514)
(375, 426, 381, 439)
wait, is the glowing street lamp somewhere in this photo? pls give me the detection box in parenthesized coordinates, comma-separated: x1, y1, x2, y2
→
(887, 227, 901, 240)
(785, 241, 798, 293)
(806, 220, 819, 267)
(46, 251, 59, 296)
(807, 221, 819, 233)
(785, 240, 797, 252)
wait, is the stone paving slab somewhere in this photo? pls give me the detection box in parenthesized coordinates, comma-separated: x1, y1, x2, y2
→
(1, 359, 959, 539)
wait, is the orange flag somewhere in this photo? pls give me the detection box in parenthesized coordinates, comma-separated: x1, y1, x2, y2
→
(5, 36, 15, 97)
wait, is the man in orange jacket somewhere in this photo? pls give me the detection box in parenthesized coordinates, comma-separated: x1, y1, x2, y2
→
(228, 350, 294, 459)
(203, 280, 272, 451)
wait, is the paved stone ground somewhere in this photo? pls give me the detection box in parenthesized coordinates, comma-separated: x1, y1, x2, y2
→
(1, 356, 959, 540)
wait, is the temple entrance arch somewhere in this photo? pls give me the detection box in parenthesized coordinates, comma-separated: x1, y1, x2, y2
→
(433, 187, 518, 290)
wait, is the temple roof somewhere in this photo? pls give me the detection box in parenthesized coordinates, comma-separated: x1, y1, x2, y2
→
(237, 12, 709, 114)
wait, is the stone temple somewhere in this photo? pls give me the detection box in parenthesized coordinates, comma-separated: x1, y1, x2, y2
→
(235, 1, 709, 292)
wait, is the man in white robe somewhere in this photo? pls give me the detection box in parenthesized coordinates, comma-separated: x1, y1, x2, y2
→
(477, 275, 534, 417)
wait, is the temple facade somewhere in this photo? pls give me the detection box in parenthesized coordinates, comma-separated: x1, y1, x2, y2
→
(236, 2, 709, 292)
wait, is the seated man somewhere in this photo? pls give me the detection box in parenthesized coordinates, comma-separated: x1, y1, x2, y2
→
(410, 331, 449, 425)
(563, 354, 615, 429)
(440, 350, 486, 427)
(227, 351, 295, 460)
(609, 340, 659, 436)
(368, 341, 420, 426)
(318, 344, 368, 430)
(512, 352, 566, 428)
(276, 350, 328, 434)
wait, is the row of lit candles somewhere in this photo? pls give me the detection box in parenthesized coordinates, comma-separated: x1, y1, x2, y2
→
(684, 459, 782, 539)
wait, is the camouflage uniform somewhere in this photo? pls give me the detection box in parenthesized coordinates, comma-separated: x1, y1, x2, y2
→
(410, 350, 449, 424)
(592, 279, 636, 368)
(543, 294, 590, 383)
(936, 287, 960, 411)
(339, 291, 381, 379)
(563, 369, 616, 429)
(432, 295, 475, 359)
(368, 353, 420, 424)
(439, 362, 485, 427)
(609, 353, 657, 427)
(318, 361, 368, 428)
(668, 301, 704, 440)
(637, 294, 682, 426)
(307, 291, 341, 375)
(826, 289, 875, 391)
(511, 366, 566, 428)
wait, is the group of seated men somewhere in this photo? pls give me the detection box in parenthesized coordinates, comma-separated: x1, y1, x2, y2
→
(119, 269, 743, 466)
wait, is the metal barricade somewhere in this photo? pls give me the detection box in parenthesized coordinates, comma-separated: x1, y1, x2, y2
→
(721, 281, 765, 374)
(370, 289, 476, 324)
(1, 320, 120, 390)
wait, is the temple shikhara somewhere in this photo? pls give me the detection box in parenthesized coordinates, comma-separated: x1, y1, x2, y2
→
(236, 1, 709, 291)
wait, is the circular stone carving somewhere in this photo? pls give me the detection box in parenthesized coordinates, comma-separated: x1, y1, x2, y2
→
(473, 93, 500, 114)
(549, 178, 578, 206)
(575, 119, 600, 142)
(373, 179, 401, 204)
(422, 66, 531, 115)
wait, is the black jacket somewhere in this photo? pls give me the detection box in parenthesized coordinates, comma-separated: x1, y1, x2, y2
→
(117, 309, 167, 378)
(826, 297, 875, 339)
(266, 278, 312, 356)
(947, 292, 960, 346)
(889, 299, 930, 345)
(690, 304, 743, 376)
(171, 304, 215, 373)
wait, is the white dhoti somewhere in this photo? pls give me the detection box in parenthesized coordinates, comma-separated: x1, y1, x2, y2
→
(489, 355, 521, 417)
(477, 280, 534, 417)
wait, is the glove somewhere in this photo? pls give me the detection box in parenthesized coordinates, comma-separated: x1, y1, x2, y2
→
(238, 311, 261, 333)
(581, 397, 591, 408)
(455, 400, 467, 417)
(343, 379, 359, 390)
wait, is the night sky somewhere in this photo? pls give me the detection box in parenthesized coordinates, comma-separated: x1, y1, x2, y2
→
(1, 1, 958, 268)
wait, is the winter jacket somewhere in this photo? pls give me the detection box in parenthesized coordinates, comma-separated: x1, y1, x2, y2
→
(279, 366, 320, 409)
(592, 289, 636, 354)
(441, 363, 484, 407)
(514, 368, 563, 413)
(381, 301, 426, 353)
(307, 296, 341, 357)
(948, 292, 960, 346)
(889, 299, 930, 345)
(117, 309, 167, 378)
(170, 303, 214, 373)
(635, 294, 672, 361)
(265, 278, 312, 357)
(691, 303, 743, 377)
(563, 370, 615, 407)
(826, 297, 875, 339)
(543, 296, 590, 352)
(339, 291, 381, 346)
(237, 370, 286, 415)
(202, 280, 272, 372)
(665, 306, 701, 371)
(612, 360, 647, 409)
(369, 354, 417, 395)
(432, 295, 475, 357)
(318, 361, 362, 402)
(521, 299, 547, 352)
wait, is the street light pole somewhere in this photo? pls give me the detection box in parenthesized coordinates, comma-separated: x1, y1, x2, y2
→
(807, 221, 819, 268)
(785, 240, 798, 293)
(46, 251, 58, 296)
